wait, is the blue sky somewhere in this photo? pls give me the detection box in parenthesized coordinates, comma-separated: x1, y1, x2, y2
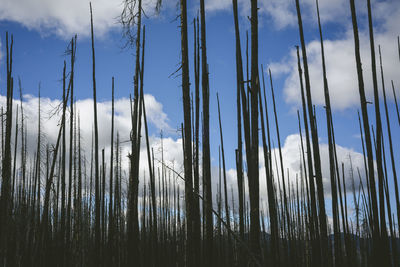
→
(0, 0, 399, 209)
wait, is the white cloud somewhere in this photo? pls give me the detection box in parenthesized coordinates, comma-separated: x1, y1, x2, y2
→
(204, 0, 231, 12)
(0, 0, 354, 39)
(264, 134, 366, 198)
(260, 0, 297, 29)
(204, 0, 350, 30)
(3, 91, 184, 204)
(269, 1, 400, 110)
(3, 92, 171, 166)
(0, 0, 118, 37)
(0, 0, 173, 38)
(218, 134, 367, 217)
(3, 93, 369, 222)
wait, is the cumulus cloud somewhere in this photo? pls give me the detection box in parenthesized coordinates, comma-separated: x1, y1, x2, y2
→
(0, 0, 118, 37)
(140, 132, 368, 218)
(268, 0, 400, 110)
(204, 0, 350, 29)
(218, 134, 367, 216)
(3, 92, 185, 203)
(266, 134, 366, 195)
(204, 0, 232, 12)
(0, 0, 357, 38)
(0, 0, 174, 38)
(3, 92, 171, 167)
(4, 93, 368, 220)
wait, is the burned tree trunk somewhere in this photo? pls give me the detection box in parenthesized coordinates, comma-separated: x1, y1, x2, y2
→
(179, 0, 195, 265)
(89, 3, 101, 265)
(199, 1, 213, 265)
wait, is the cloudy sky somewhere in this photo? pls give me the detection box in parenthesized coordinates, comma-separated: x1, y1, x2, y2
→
(0, 0, 399, 212)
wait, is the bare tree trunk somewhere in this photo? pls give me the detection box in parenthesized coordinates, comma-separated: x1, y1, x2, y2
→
(89, 3, 101, 265)
(378, 45, 398, 264)
(348, 0, 382, 264)
(108, 77, 115, 264)
(41, 64, 72, 253)
(11, 105, 18, 207)
(0, 32, 13, 265)
(249, 0, 261, 262)
(66, 36, 76, 261)
(232, 0, 245, 252)
(315, 1, 342, 265)
(217, 93, 231, 266)
(179, 0, 195, 265)
(126, 0, 143, 263)
(199, 1, 213, 265)
(260, 69, 279, 265)
(295, 1, 328, 264)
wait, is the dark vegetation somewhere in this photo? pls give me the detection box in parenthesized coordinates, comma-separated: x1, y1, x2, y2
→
(0, 0, 400, 266)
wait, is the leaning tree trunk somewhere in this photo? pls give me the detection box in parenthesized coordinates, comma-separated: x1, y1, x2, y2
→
(348, 0, 382, 264)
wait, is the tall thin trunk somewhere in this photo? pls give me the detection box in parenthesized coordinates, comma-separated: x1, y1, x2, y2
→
(66, 36, 76, 254)
(90, 3, 101, 265)
(348, 0, 381, 263)
(142, 82, 158, 262)
(179, 0, 194, 265)
(199, 1, 213, 265)
(315, 1, 341, 265)
(41, 64, 72, 249)
(108, 77, 115, 261)
(249, 0, 261, 261)
(192, 17, 201, 266)
(217, 93, 231, 265)
(379, 45, 399, 254)
(259, 70, 279, 265)
(127, 0, 142, 263)
(0, 32, 13, 262)
(101, 149, 106, 248)
(295, 1, 328, 264)
(366, 4, 389, 259)
(11, 105, 18, 206)
(270, 69, 290, 242)
(60, 61, 67, 265)
(232, 0, 245, 251)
